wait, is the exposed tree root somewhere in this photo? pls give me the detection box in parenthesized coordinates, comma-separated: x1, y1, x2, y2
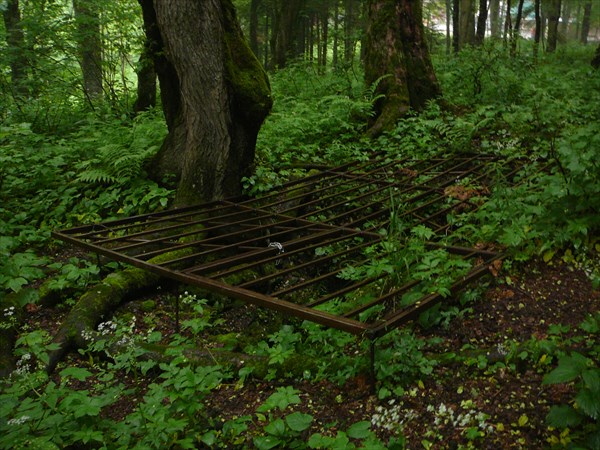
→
(46, 265, 163, 373)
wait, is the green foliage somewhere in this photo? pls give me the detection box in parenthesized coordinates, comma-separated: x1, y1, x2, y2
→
(542, 312, 600, 449)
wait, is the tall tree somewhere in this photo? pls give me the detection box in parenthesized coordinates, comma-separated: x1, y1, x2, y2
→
(489, 0, 501, 38)
(249, 0, 261, 56)
(140, 0, 272, 205)
(510, 0, 525, 57)
(2, 0, 29, 97)
(475, 0, 487, 45)
(452, 0, 460, 52)
(533, 0, 541, 59)
(270, 0, 305, 68)
(458, 0, 475, 48)
(546, 0, 561, 52)
(344, 0, 360, 63)
(580, 2, 592, 44)
(73, 0, 103, 102)
(364, 0, 441, 136)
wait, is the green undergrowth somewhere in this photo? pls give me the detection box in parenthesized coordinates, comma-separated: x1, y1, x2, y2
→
(1, 43, 599, 448)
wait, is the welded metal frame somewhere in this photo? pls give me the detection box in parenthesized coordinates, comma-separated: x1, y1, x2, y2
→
(53, 153, 523, 338)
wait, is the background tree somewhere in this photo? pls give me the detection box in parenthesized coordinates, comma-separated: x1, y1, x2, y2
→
(364, 0, 441, 136)
(475, 0, 487, 45)
(141, 0, 272, 205)
(2, 0, 29, 97)
(546, 0, 562, 52)
(580, 1, 592, 44)
(73, 0, 103, 103)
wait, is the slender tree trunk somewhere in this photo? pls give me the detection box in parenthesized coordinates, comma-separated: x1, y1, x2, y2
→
(321, 9, 329, 69)
(489, 0, 500, 38)
(364, 0, 441, 137)
(142, 0, 272, 205)
(73, 0, 103, 102)
(446, 0, 451, 54)
(249, 0, 260, 56)
(546, 0, 561, 53)
(475, 0, 487, 45)
(2, 0, 29, 97)
(559, 0, 570, 40)
(270, 0, 305, 68)
(503, 0, 512, 46)
(580, 2, 592, 44)
(133, 38, 157, 113)
(533, 0, 541, 60)
(452, 0, 460, 53)
(510, 0, 525, 57)
(459, 0, 475, 48)
(333, 0, 340, 67)
(344, 0, 360, 63)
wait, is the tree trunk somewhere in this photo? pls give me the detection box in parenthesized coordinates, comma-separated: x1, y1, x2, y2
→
(546, 0, 561, 53)
(2, 0, 29, 97)
(333, 0, 340, 67)
(559, 0, 570, 40)
(142, 0, 272, 206)
(270, 0, 305, 68)
(503, 0, 512, 46)
(580, 2, 592, 44)
(489, 0, 500, 38)
(321, 8, 329, 69)
(364, 0, 441, 137)
(533, 0, 541, 60)
(452, 0, 460, 53)
(73, 0, 103, 103)
(510, 0, 525, 57)
(475, 0, 487, 45)
(344, 0, 360, 63)
(133, 37, 157, 114)
(249, 0, 260, 56)
(592, 44, 600, 69)
(459, 0, 475, 48)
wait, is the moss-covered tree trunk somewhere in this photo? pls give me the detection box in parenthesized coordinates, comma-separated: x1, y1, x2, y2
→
(73, 0, 103, 102)
(143, 0, 272, 206)
(364, 0, 441, 137)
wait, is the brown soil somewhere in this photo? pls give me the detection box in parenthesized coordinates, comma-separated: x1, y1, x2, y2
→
(22, 256, 600, 449)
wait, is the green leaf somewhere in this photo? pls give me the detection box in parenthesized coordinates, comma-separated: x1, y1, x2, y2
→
(576, 388, 600, 420)
(60, 367, 93, 381)
(254, 435, 283, 450)
(546, 405, 583, 428)
(285, 411, 313, 432)
(264, 418, 286, 437)
(346, 420, 372, 439)
(582, 369, 600, 393)
(543, 353, 590, 384)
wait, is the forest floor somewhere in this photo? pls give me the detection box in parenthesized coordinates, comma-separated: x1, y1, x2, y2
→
(26, 252, 599, 449)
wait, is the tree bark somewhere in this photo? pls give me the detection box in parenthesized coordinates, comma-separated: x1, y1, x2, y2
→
(546, 0, 561, 53)
(580, 2, 592, 45)
(2, 0, 29, 97)
(452, 0, 460, 53)
(489, 0, 500, 38)
(510, 0, 525, 57)
(364, 0, 441, 137)
(142, 0, 272, 206)
(475, 0, 487, 46)
(503, 0, 512, 46)
(459, 0, 475, 48)
(533, 0, 541, 59)
(344, 0, 360, 63)
(133, 36, 157, 114)
(249, 0, 261, 56)
(73, 0, 103, 103)
(270, 0, 305, 68)
(592, 44, 600, 69)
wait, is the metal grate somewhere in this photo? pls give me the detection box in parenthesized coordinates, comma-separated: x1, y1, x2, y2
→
(53, 154, 523, 338)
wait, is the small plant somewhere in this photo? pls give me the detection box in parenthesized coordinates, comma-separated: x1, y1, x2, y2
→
(542, 313, 600, 449)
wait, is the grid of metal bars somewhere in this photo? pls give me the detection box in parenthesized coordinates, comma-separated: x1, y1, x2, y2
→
(53, 154, 522, 338)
